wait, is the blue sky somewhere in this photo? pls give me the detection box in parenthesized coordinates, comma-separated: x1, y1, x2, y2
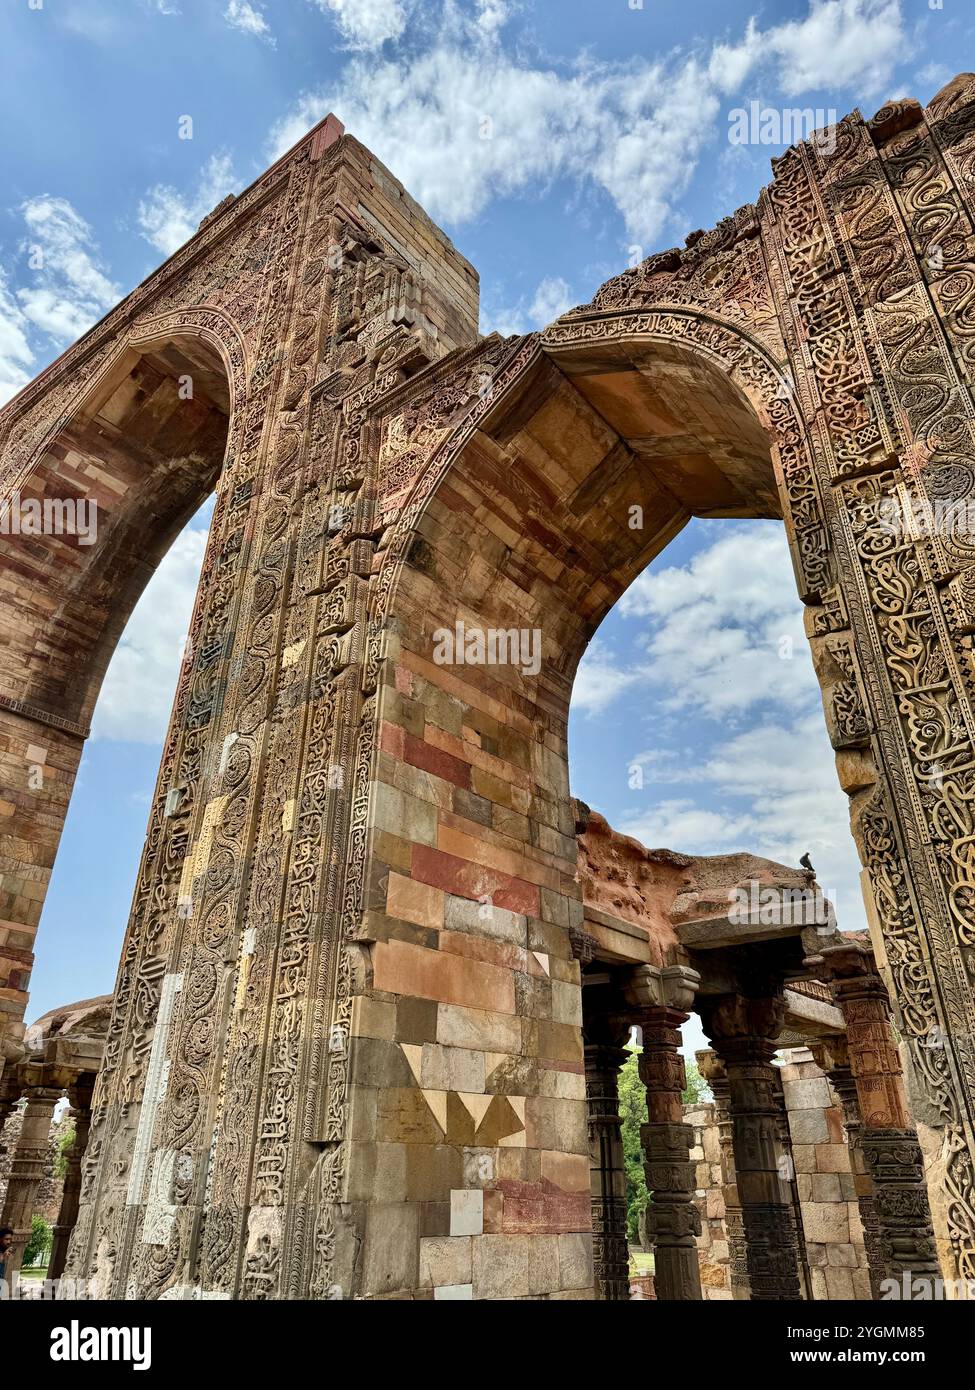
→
(0, 0, 969, 1027)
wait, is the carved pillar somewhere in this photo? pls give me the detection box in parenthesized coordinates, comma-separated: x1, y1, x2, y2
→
(700, 990, 803, 1300)
(48, 1073, 94, 1283)
(698, 1049, 750, 1299)
(624, 965, 702, 1300)
(816, 940, 938, 1283)
(0, 1081, 63, 1275)
(811, 1036, 883, 1299)
(582, 1010, 630, 1300)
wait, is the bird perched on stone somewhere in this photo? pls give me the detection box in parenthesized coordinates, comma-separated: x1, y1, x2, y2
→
(799, 852, 815, 875)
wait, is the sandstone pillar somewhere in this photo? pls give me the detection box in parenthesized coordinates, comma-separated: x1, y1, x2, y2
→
(49, 1073, 94, 1283)
(582, 1013, 630, 1300)
(698, 1049, 750, 1299)
(817, 941, 938, 1285)
(625, 965, 702, 1300)
(811, 1036, 883, 1299)
(701, 992, 803, 1300)
(0, 1082, 62, 1274)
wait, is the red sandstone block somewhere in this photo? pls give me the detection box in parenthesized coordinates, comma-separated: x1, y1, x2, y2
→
(402, 731, 471, 790)
(540, 1150, 589, 1192)
(439, 480, 476, 516)
(497, 1179, 590, 1235)
(482, 1189, 504, 1234)
(439, 928, 527, 973)
(379, 721, 406, 759)
(398, 648, 533, 737)
(372, 937, 515, 1014)
(538, 1057, 585, 1075)
(425, 721, 532, 787)
(411, 844, 540, 917)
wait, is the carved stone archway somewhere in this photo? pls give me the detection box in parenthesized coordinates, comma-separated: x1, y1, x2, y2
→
(1, 79, 974, 1299)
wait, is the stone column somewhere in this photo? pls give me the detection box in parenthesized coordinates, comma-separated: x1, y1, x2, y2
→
(698, 1049, 750, 1299)
(625, 965, 702, 1301)
(48, 1073, 94, 1283)
(811, 1036, 883, 1299)
(583, 1013, 630, 1300)
(817, 940, 939, 1285)
(700, 990, 803, 1300)
(0, 1081, 63, 1275)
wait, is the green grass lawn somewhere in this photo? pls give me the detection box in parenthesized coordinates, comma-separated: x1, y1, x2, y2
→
(629, 1249, 655, 1274)
(19, 1265, 49, 1279)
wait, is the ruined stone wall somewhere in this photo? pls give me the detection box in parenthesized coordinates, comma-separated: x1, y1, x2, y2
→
(687, 1049, 873, 1300)
(5, 75, 975, 1298)
(685, 1102, 732, 1300)
(780, 1048, 872, 1300)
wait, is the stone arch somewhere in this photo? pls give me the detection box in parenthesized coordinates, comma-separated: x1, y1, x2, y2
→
(5, 85, 975, 1300)
(0, 312, 240, 1062)
(341, 239, 975, 1294)
(1, 309, 245, 730)
(0, 109, 345, 1085)
(380, 305, 814, 623)
(326, 309, 840, 1298)
(371, 311, 813, 791)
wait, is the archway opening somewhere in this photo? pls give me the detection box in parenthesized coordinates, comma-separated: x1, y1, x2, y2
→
(0, 330, 230, 1276)
(0, 331, 231, 1050)
(377, 325, 865, 1301)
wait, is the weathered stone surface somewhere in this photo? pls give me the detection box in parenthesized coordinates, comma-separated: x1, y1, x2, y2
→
(2, 78, 975, 1299)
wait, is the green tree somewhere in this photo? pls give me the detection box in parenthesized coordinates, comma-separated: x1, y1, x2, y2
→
(22, 1215, 52, 1269)
(617, 1049, 709, 1244)
(54, 1123, 75, 1180)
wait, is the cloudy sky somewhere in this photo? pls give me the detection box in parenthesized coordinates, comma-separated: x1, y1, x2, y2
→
(0, 0, 967, 1025)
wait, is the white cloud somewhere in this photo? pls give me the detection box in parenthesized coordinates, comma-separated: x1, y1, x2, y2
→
(766, 0, 903, 98)
(225, 0, 273, 42)
(481, 273, 575, 335)
(310, 0, 409, 50)
(619, 713, 864, 932)
(269, 0, 905, 244)
(474, 0, 509, 39)
(0, 269, 34, 406)
(92, 525, 210, 743)
(528, 275, 574, 324)
(137, 153, 237, 257)
(16, 197, 119, 345)
(571, 521, 866, 931)
(618, 524, 815, 719)
(916, 61, 951, 96)
(573, 638, 642, 716)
